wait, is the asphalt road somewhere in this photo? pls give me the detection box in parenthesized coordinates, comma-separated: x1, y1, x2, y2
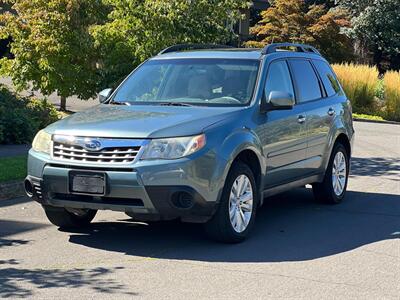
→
(0, 121, 399, 299)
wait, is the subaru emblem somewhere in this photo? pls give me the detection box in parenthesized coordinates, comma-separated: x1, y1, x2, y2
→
(84, 139, 102, 151)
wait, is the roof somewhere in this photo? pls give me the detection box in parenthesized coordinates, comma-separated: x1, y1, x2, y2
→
(152, 49, 325, 63)
(153, 48, 264, 60)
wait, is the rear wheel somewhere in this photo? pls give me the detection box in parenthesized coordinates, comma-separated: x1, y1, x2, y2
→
(43, 205, 97, 228)
(313, 143, 349, 204)
(204, 162, 258, 243)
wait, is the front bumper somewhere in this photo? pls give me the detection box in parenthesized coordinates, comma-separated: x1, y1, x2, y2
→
(26, 149, 226, 223)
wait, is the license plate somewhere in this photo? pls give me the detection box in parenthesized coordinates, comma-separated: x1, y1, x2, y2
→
(69, 172, 106, 195)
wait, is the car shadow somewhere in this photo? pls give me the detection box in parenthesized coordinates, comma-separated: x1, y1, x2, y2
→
(67, 188, 400, 263)
(351, 157, 400, 181)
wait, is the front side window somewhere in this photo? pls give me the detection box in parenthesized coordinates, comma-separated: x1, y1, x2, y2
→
(289, 59, 322, 103)
(112, 59, 260, 106)
(313, 60, 342, 97)
(265, 60, 294, 100)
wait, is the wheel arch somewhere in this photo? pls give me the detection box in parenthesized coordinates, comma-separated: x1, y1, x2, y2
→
(322, 131, 352, 173)
(334, 133, 351, 157)
(219, 131, 266, 206)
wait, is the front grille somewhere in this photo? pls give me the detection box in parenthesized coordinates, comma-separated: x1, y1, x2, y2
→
(53, 142, 141, 164)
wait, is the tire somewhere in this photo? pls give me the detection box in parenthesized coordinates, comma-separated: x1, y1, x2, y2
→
(313, 143, 349, 204)
(204, 162, 258, 243)
(43, 205, 97, 228)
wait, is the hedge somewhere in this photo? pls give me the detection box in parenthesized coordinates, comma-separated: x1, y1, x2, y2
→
(0, 85, 59, 144)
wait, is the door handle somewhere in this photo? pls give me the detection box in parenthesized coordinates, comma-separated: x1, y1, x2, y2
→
(297, 115, 306, 124)
(327, 108, 335, 116)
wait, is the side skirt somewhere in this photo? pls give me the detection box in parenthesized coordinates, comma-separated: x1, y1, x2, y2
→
(262, 174, 323, 199)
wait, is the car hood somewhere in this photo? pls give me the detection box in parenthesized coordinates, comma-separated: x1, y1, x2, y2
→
(46, 104, 246, 138)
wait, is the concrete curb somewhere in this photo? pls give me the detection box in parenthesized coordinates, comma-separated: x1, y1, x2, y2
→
(0, 180, 25, 200)
(353, 118, 400, 125)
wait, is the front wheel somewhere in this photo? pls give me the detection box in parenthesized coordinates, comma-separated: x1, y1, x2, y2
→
(204, 162, 258, 243)
(43, 205, 97, 228)
(313, 143, 349, 204)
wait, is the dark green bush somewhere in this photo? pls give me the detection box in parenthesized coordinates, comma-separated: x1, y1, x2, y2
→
(0, 85, 59, 144)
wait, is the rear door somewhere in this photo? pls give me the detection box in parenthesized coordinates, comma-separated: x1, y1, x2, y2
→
(259, 59, 308, 188)
(288, 58, 330, 175)
(306, 59, 345, 172)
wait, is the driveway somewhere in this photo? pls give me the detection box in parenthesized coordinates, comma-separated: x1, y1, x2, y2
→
(0, 121, 399, 299)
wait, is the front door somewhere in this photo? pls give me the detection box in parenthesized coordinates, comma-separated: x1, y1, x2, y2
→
(256, 59, 308, 188)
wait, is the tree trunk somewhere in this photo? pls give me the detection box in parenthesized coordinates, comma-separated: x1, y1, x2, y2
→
(60, 95, 67, 112)
(373, 48, 384, 76)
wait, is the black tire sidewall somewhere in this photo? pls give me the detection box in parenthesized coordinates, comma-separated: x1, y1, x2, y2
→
(43, 205, 97, 228)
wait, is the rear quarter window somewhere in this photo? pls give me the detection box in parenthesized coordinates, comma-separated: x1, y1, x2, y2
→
(313, 60, 342, 97)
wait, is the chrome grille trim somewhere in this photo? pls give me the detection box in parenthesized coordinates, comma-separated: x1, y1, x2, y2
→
(52, 135, 147, 164)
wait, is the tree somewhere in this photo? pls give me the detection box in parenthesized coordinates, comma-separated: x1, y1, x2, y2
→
(0, 0, 108, 111)
(339, 0, 400, 72)
(91, 0, 250, 88)
(245, 0, 353, 63)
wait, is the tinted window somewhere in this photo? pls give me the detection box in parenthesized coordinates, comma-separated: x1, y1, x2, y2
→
(290, 60, 322, 103)
(313, 60, 341, 96)
(265, 60, 294, 100)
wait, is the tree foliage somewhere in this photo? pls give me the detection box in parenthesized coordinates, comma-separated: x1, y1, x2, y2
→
(245, 0, 353, 63)
(339, 0, 400, 72)
(0, 0, 249, 109)
(0, 0, 108, 110)
(91, 0, 249, 88)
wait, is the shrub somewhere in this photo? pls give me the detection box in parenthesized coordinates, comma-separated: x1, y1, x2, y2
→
(0, 85, 59, 144)
(332, 63, 379, 114)
(383, 70, 400, 122)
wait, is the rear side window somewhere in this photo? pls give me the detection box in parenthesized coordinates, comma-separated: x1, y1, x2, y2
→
(265, 60, 294, 99)
(289, 60, 322, 103)
(313, 60, 341, 96)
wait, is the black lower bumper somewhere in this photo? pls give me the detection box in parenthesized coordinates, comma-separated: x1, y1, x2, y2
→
(25, 175, 217, 223)
(144, 186, 217, 222)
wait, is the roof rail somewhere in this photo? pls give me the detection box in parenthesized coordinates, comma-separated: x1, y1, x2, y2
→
(261, 43, 320, 55)
(158, 43, 232, 55)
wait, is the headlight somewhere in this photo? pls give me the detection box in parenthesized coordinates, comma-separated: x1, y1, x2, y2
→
(141, 134, 206, 160)
(32, 130, 52, 154)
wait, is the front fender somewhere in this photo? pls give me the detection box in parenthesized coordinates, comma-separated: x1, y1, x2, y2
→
(217, 127, 266, 198)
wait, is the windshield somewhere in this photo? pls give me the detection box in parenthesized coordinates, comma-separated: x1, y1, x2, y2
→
(112, 58, 260, 106)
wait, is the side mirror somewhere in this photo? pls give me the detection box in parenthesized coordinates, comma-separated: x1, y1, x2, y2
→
(98, 88, 113, 103)
(268, 91, 295, 110)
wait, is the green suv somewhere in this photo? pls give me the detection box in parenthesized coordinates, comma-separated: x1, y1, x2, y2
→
(25, 43, 355, 243)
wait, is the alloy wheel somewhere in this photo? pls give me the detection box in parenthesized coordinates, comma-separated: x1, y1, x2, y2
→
(229, 174, 253, 233)
(332, 151, 347, 196)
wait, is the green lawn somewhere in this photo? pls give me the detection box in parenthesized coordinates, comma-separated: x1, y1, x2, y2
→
(353, 113, 385, 121)
(0, 155, 27, 183)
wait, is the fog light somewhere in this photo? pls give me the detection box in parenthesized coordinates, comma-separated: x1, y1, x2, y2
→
(171, 192, 194, 209)
(24, 179, 34, 197)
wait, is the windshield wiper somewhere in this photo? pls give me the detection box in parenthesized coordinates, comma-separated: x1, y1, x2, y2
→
(158, 102, 194, 107)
